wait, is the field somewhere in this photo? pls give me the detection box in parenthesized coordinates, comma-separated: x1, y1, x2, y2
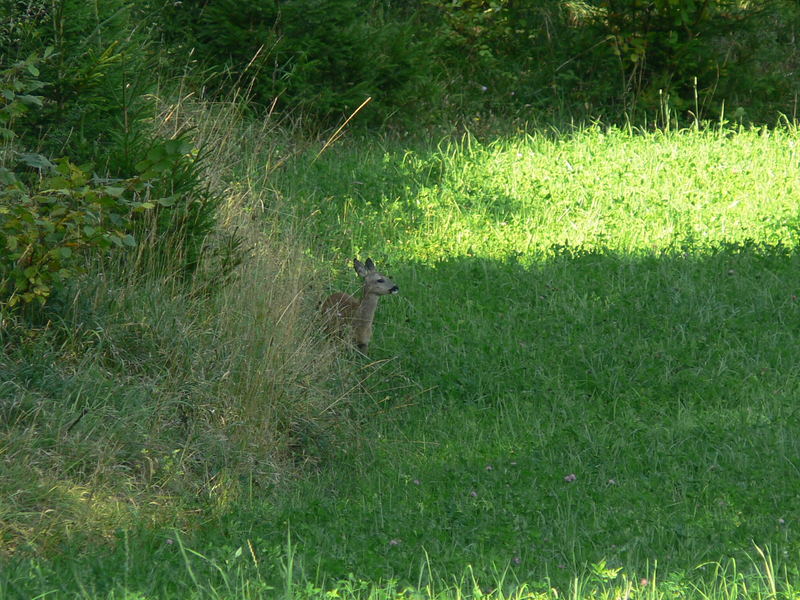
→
(3, 123, 800, 598)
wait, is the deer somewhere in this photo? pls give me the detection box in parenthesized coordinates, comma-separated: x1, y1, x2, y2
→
(320, 257, 399, 353)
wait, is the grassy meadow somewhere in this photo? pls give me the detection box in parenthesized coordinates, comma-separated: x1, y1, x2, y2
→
(267, 125, 800, 585)
(4, 121, 800, 598)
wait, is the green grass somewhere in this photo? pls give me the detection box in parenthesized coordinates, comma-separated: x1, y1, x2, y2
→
(255, 125, 800, 585)
(292, 126, 800, 260)
(4, 123, 800, 598)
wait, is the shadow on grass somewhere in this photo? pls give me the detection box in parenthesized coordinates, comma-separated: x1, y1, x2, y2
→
(386, 241, 800, 409)
(274, 241, 800, 586)
(3, 242, 800, 599)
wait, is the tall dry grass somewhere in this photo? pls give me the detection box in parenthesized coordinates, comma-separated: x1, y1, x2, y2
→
(0, 90, 353, 555)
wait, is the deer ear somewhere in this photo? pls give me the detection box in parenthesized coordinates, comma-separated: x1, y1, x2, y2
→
(353, 258, 368, 277)
(364, 258, 375, 272)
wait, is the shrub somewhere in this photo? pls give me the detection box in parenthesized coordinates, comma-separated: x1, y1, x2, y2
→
(416, 0, 800, 123)
(145, 0, 435, 127)
(1, 0, 144, 165)
(137, 0, 800, 126)
(1, 157, 140, 309)
(1, 2, 222, 287)
(0, 52, 205, 314)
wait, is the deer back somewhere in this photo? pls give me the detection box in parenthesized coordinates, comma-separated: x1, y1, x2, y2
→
(320, 292, 360, 334)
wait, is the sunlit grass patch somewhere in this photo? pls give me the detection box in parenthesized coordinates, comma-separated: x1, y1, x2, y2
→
(285, 125, 800, 262)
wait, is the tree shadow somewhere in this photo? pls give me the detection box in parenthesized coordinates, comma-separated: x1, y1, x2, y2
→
(297, 242, 800, 586)
(385, 242, 800, 410)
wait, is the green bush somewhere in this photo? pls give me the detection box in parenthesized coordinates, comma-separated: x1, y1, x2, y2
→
(1, 158, 143, 308)
(708, 1, 800, 123)
(2, 2, 222, 281)
(0, 52, 207, 314)
(137, 0, 800, 126)
(421, 0, 800, 123)
(2, 0, 144, 166)
(145, 0, 435, 126)
(587, 0, 796, 118)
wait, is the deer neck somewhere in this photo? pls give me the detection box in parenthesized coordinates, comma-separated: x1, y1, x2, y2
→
(356, 290, 380, 324)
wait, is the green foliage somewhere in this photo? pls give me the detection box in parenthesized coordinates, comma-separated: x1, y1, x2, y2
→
(0, 148, 212, 311)
(1, 3, 221, 282)
(1, 158, 140, 308)
(420, 0, 800, 122)
(592, 0, 795, 117)
(710, 1, 800, 123)
(0, 0, 49, 52)
(147, 0, 435, 125)
(129, 0, 800, 126)
(130, 133, 219, 274)
(0, 49, 48, 142)
(0, 52, 204, 312)
(2, 0, 142, 164)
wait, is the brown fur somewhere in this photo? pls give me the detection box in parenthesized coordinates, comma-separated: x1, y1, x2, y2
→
(320, 258, 398, 353)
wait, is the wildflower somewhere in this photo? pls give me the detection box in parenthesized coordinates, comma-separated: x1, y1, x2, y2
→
(564, 473, 577, 483)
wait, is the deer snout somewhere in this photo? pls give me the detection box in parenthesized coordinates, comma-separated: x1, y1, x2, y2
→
(389, 285, 399, 294)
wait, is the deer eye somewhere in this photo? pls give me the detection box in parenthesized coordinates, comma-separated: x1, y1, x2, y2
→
(377, 278, 385, 283)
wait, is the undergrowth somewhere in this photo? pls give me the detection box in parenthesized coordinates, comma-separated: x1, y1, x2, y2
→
(0, 94, 358, 557)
